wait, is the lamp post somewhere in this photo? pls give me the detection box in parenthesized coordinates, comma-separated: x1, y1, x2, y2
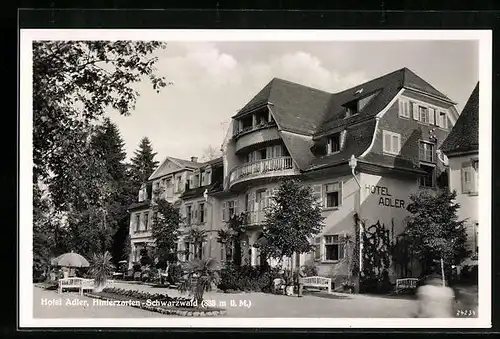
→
(349, 155, 363, 276)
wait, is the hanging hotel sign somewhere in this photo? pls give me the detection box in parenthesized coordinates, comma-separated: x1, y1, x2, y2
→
(365, 185, 406, 209)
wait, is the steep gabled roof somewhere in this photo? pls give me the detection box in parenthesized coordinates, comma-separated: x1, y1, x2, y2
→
(440, 82, 479, 155)
(315, 67, 452, 136)
(148, 156, 203, 181)
(234, 78, 332, 135)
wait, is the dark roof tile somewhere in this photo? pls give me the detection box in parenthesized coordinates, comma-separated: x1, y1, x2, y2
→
(440, 82, 479, 155)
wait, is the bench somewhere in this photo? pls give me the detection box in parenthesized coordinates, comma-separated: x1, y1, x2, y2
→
(58, 278, 115, 295)
(395, 278, 419, 290)
(299, 276, 332, 294)
(58, 277, 94, 295)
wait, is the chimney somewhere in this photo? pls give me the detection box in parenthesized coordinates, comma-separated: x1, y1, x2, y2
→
(191, 156, 198, 163)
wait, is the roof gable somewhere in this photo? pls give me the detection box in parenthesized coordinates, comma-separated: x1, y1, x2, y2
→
(440, 82, 479, 155)
(402, 67, 452, 102)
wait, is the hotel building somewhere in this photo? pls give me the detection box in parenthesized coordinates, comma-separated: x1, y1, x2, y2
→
(129, 67, 463, 286)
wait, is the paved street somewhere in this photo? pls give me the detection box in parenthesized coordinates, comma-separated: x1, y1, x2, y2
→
(107, 282, 419, 318)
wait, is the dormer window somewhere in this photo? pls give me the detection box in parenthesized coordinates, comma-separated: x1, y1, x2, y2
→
(327, 134, 341, 154)
(138, 184, 147, 202)
(344, 101, 358, 118)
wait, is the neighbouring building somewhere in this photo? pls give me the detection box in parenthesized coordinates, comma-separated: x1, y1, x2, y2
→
(440, 82, 479, 257)
(128, 156, 216, 267)
(129, 67, 466, 289)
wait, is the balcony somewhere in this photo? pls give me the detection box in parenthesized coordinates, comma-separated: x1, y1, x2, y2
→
(234, 123, 280, 154)
(228, 156, 298, 190)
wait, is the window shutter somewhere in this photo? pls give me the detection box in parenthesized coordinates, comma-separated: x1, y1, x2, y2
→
(383, 132, 389, 152)
(311, 184, 322, 206)
(204, 204, 208, 222)
(429, 108, 435, 125)
(339, 240, 345, 259)
(340, 130, 347, 150)
(412, 102, 419, 120)
(234, 199, 239, 214)
(396, 135, 401, 154)
(194, 206, 199, 225)
(461, 162, 471, 193)
(398, 99, 404, 116)
(443, 113, 448, 129)
(222, 202, 228, 221)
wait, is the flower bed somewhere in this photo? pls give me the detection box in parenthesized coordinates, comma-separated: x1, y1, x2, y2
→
(85, 287, 226, 317)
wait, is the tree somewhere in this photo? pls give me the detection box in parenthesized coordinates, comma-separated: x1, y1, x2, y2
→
(260, 179, 325, 264)
(179, 258, 221, 305)
(199, 145, 222, 162)
(151, 195, 183, 268)
(130, 137, 160, 185)
(33, 41, 168, 182)
(403, 190, 468, 278)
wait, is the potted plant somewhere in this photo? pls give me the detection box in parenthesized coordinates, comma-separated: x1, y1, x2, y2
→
(341, 279, 355, 294)
(89, 251, 115, 292)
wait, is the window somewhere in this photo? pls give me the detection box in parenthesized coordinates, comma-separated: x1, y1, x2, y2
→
(344, 100, 358, 117)
(419, 141, 435, 163)
(166, 178, 173, 198)
(144, 213, 149, 231)
(437, 111, 448, 129)
(382, 130, 401, 155)
(419, 164, 435, 188)
(222, 200, 239, 221)
(462, 160, 478, 194)
(314, 237, 321, 260)
(324, 235, 344, 261)
(176, 176, 182, 192)
(327, 134, 341, 154)
(418, 106, 428, 123)
(135, 214, 140, 232)
(199, 202, 205, 223)
(186, 205, 192, 225)
(324, 182, 341, 209)
(398, 98, 410, 118)
(194, 174, 200, 188)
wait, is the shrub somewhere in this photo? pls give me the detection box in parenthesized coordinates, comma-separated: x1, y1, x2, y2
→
(167, 263, 184, 285)
(301, 264, 318, 277)
(217, 264, 275, 292)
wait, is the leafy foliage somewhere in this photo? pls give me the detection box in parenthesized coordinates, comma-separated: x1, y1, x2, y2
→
(179, 258, 221, 304)
(216, 212, 248, 266)
(404, 190, 468, 273)
(151, 197, 182, 268)
(89, 251, 115, 291)
(260, 179, 325, 259)
(33, 41, 167, 181)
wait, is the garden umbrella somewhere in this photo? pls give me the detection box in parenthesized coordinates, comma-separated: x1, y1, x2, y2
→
(51, 251, 90, 268)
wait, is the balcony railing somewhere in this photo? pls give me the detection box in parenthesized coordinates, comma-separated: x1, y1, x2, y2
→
(228, 156, 295, 186)
(233, 120, 276, 138)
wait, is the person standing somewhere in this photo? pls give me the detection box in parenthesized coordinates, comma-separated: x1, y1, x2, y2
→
(415, 273, 455, 317)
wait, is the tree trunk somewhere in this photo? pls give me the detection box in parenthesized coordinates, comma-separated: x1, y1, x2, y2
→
(234, 237, 242, 266)
(94, 279, 106, 292)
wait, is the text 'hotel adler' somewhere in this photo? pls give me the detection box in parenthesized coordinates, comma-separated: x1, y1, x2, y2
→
(127, 67, 480, 288)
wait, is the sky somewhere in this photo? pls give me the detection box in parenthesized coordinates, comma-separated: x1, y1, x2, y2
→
(105, 40, 479, 163)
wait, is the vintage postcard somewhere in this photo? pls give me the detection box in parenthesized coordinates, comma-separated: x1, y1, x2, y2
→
(19, 29, 491, 328)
